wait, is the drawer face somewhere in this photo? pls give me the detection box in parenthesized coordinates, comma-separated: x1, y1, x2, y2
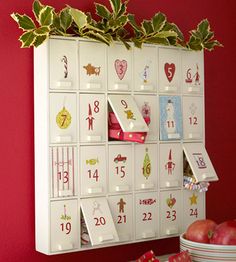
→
(50, 200, 78, 252)
(108, 145, 133, 193)
(50, 146, 77, 198)
(159, 48, 181, 93)
(134, 144, 158, 191)
(49, 93, 77, 143)
(182, 190, 205, 230)
(159, 143, 183, 189)
(183, 96, 203, 140)
(135, 192, 158, 240)
(79, 94, 106, 142)
(79, 41, 107, 91)
(108, 194, 133, 242)
(108, 43, 132, 91)
(133, 46, 157, 92)
(50, 39, 77, 90)
(159, 190, 182, 237)
(80, 146, 106, 196)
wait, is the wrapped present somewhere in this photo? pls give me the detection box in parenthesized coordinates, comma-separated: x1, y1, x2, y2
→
(136, 250, 160, 262)
(168, 251, 192, 262)
(108, 112, 150, 143)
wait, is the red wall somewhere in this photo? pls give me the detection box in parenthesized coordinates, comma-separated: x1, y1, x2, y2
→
(1, 0, 235, 261)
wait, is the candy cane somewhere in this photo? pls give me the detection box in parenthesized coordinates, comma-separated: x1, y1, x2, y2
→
(61, 55, 68, 78)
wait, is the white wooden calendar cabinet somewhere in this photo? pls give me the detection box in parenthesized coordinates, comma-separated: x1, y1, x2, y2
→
(50, 146, 77, 198)
(182, 190, 205, 229)
(183, 96, 204, 140)
(159, 190, 182, 237)
(134, 144, 158, 190)
(80, 145, 106, 196)
(135, 192, 158, 240)
(79, 41, 107, 91)
(108, 144, 132, 193)
(49, 39, 77, 90)
(133, 45, 157, 92)
(50, 200, 78, 252)
(159, 48, 181, 93)
(182, 50, 204, 94)
(108, 43, 132, 91)
(79, 94, 106, 142)
(49, 93, 77, 143)
(108, 194, 133, 242)
(134, 95, 159, 141)
(159, 143, 183, 189)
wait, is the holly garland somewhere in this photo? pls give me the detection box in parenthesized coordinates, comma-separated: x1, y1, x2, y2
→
(11, 0, 222, 51)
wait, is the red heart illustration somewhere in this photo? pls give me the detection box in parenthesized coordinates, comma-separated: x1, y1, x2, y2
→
(164, 63, 176, 82)
(115, 59, 128, 80)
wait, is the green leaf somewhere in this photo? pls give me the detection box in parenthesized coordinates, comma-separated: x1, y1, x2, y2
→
(86, 24, 105, 33)
(110, 0, 121, 15)
(141, 20, 154, 35)
(34, 34, 48, 47)
(164, 22, 184, 41)
(117, 2, 127, 17)
(34, 26, 50, 35)
(39, 6, 54, 26)
(33, 0, 44, 21)
(83, 31, 111, 45)
(128, 14, 143, 33)
(60, 7, 72, 32)
(95, 3, 111, 20)
(70, 7, 87, 29)
(155, 30, 177, 38)
(187, 36, 203, 51)
(11, 13, 36, 30)
(19, 31, 36, 48)
(145, 36, 170, 45)
(190, 29, 202, 39)
(198, 19, 210, 40)
(203, 40, 223, 51)
(152, 12, 166, 32)
(117, 36, 131, 49)
(132, 38, 143, 48)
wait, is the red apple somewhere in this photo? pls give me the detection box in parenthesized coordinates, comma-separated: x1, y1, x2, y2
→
(210, 220, 236, 245)
(185, 219, 217, 243)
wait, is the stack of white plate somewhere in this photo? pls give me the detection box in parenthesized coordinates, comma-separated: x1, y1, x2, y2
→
(180, 234, 236, 261)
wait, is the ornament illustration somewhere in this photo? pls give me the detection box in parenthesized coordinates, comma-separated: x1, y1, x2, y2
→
(166, 194, 176, 209)
(86, 158, 99, 165)
(115, 59, 127, 80)
(86, 103, 95, 130)
(189, 103, 197, 115)
(140, 62, 151, 83)
(165, 99, 176, 134)
(165, 149, 176, 175)
(185, 64, 200, 85)
(164, 63, 175, 82)
(124, 109, 136, 120)
(141, 102, 151, 125)
(189, 193, 198, 205)
(92, 201, 102, 215)
(61, 55, 68, 78)
(142, 148, 151, 179)
(117, 198, 126, 213)
(61, 205, 71, 220)
(83, 63, 101, 76)
(56, 106, 72, 129)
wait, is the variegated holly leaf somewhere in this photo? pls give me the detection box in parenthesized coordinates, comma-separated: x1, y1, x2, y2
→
(19, 31, 36, 48)
(69, 7, 87, 30)
(110, 0, 122, 16)
(33, 0, 44, 22)
(34, 26, 50, 36)
(59, 7, 73, 32)
(95, 3, 111, 20)
(39, 6, 54, 26)
(152, 12, 166, 32)
(11, 13, 36, 30)
(34, 35, 48, 47)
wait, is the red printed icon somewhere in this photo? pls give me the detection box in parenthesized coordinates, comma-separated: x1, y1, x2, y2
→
(86, 103, 95, 131)
(165, 149, 176, 175)
(164, 63, 175, 82)
(115, 59, 127, 80)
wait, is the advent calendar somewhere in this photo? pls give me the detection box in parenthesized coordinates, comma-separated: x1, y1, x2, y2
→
(34, 36, 218, 255)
